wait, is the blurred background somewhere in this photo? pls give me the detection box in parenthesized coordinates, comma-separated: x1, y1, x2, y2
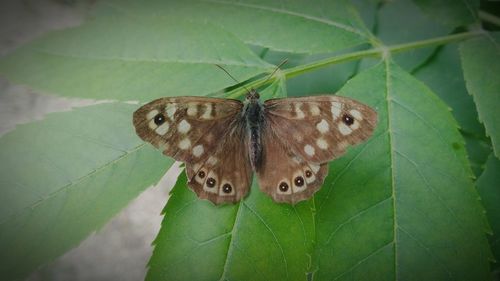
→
(0, 1, 178, 280)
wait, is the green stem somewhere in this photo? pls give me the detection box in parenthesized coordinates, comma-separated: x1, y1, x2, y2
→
(479, 10, 500, 27)
(227, 30, 484, 99)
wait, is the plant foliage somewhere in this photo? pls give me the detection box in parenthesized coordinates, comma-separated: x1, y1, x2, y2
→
(0, 0, 498, 280)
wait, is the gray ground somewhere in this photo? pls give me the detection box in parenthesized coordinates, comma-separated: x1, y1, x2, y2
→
(0, 1, 179, 280)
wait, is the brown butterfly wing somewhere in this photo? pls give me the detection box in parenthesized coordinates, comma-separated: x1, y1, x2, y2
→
(133, 97, 252, 204)
(133, 97, 242, 164)
(263, 95, 378, 164)
(257, 125, 328, 204)
(185, 121, 252, 205)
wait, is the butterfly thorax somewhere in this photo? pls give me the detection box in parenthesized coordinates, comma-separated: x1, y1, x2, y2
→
(243, 90, 264, 171)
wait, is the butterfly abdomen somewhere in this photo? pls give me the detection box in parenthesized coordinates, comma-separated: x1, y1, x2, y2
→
(245, 101, 265, 171)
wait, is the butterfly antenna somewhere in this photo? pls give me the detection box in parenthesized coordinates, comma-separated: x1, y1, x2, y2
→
(215, 64, 251, 93)
(262, 58, 289, 85)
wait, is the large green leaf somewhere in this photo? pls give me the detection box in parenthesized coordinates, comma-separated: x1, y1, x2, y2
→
(413, 44, 483, 136)
(463, 134, 493, 178)
(313, 61, 491, 280)
(147, 173, 314, 281)
(412, 0, 479, 28)
(460, 32, 500, 159)
(476, 154, 500, 270)
(255, 47, 360, 97)
(376, 0, 452, 70)
(413, 44, 489, 176)
(103, 0, 371, 54)
(0, 103, 172, 280)
(146, 62, 491, 280)
(0, 10, 272, 102)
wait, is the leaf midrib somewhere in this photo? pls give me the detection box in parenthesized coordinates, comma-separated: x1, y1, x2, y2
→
(384, 58, 399, 280)
(27, 48, 271, 68)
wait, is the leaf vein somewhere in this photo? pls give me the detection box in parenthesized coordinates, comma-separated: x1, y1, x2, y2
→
(203, 0, 367, 38)
(325, 197, 392, 244)
(30, 48, 269, 68)
(332, 241, 394, 281)
(243, 202, 289, 279)
(398, 226, 454, 279)
(394, 149, 469, 236)
(0, 143, 147, 226)
(317, 130, 385, 212)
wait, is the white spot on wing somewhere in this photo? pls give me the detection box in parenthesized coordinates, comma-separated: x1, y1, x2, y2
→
(304, 144, 315, 156)
(309, 103, 320, 116)
(316, 119, 329, 134)
(155, 122, 170, 135)
(187, 103, 198, 116)
(178, 138, 191, 149)
(295, 103, 305, 119)
(349, 109, 363, 121)
(316, 138, 328, 150)
(351, 120, 360, 130)
(338, 123, 353, 135)
(178, 119, 191, 133)
(165, 104, 177, 119)
(192, 145, 204, 157)
(207, 156, 218, 165)
(331, 102, 342, 119)
(201, 103, 213, 119)
(148, 119, 158, 130)
(292, 156, 302, 164)
(310, 164, 320, 173)
(146, 109, 159, 120)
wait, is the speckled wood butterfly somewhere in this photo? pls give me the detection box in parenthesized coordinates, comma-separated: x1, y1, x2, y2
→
(133, 90, 377, 204)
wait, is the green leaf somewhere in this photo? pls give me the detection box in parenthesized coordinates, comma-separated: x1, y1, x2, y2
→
(460, 32, 500, 159)
(286, 52, 359, 97)
(146, 62, 492, 280)
(413, 43, 493, 177)
(0, 2, 495, 280)
(256, 47, 360, 96)
(0, 103, 172, 280)
(0, 12, 272, 102)
(413, 44, 483, 136)
(463, 134, 493, 177)
(412, 0, 479, 28)
(476, 154, 500, 270)
(147, 173, 315, 281)
(376, 0, 452, 70)
(104, 0, 371, 54)
(313, 61, 491, 280)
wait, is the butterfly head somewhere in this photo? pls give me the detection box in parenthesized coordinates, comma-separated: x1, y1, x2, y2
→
(245, 89, 261, 103)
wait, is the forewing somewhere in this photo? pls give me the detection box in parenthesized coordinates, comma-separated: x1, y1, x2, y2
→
(133, 97, 242, 164)
(257, 125, 328, 204)
(264, 95, 377, 164)
(185, 121, 252, 204)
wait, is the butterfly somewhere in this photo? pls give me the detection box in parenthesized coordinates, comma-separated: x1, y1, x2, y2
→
(133, 89, 377, 205)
